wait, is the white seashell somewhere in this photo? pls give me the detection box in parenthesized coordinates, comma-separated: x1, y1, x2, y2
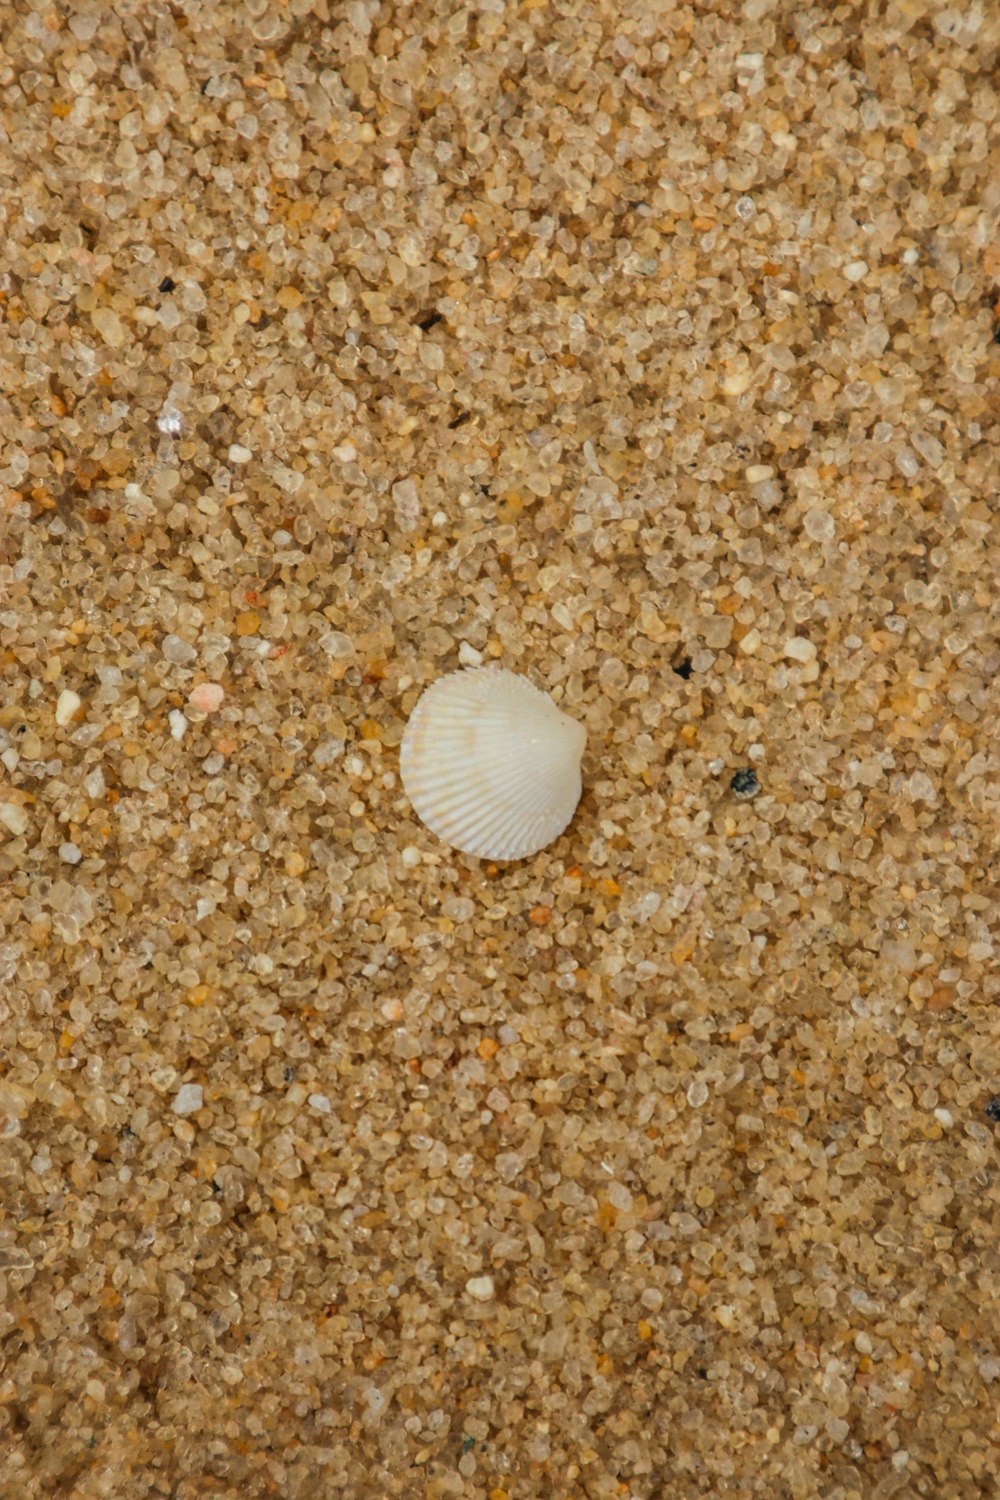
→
(400, 667, 586, 860)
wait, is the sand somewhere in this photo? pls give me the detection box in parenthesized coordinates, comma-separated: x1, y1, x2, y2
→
(1, 1, 999, 1496)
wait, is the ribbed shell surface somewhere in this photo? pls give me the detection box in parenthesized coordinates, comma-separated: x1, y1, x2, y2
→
(399, 667, 586, 860)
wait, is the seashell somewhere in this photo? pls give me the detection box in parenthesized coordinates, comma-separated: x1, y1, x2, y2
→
(400, 667, 586, 860)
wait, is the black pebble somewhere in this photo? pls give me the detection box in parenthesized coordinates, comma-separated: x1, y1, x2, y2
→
(731, 767, 760, 799)
(673, 657, 693, 680)
(985, 1097, 1000, 1123)
(159, 276, 176, 293)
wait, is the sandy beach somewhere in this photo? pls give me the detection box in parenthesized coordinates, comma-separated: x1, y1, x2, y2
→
(1, 1, 999, 1496)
